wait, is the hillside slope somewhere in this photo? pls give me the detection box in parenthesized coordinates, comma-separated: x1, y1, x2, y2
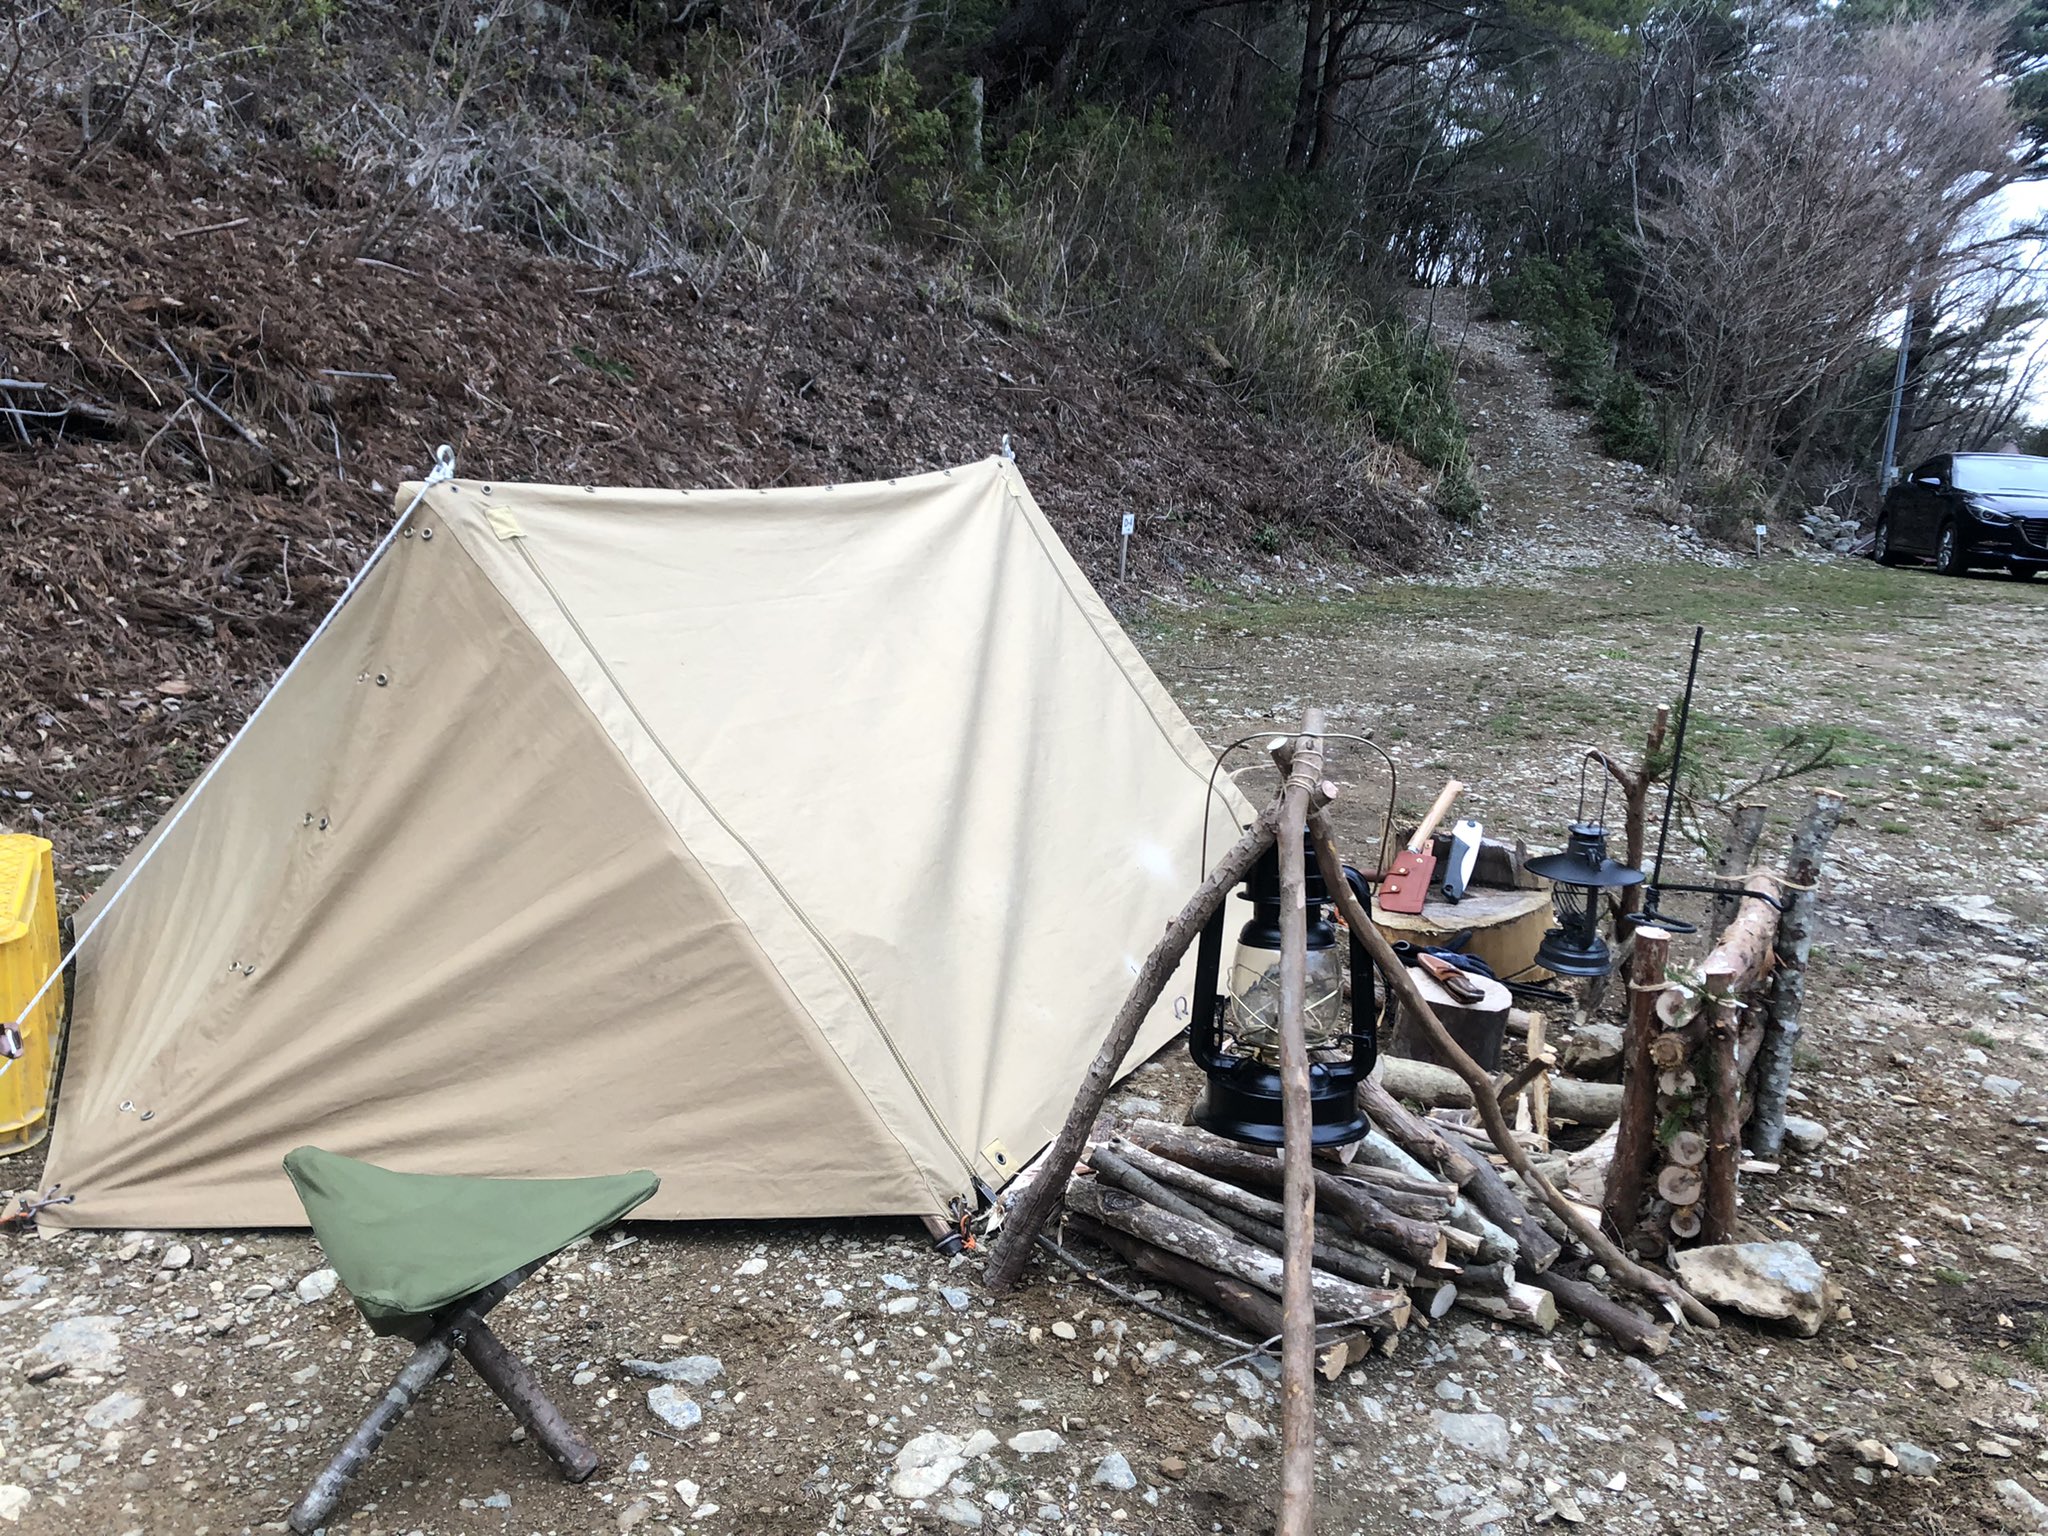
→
(2, 120, 1434, 875)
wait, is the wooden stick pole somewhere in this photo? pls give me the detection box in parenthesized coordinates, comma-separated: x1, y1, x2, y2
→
(1310, 808, 1719, 1329)
(1275, 713, 1326, 1536)
(985, 790, 1292, 1290)
(1602, 925, 1672, 1237)
(1749, 791, 1843, 1157)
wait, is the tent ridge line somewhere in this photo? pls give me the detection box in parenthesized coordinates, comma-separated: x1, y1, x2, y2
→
(502, 536, 977, 1199)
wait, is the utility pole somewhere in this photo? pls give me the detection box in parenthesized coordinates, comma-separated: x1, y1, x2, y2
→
(1877, 296, 1914, 491)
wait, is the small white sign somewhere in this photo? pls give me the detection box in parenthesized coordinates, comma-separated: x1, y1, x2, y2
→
(1120, 513, 1136, 537)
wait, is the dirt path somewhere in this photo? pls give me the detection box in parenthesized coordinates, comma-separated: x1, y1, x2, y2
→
(4, 309, 2047, 1536)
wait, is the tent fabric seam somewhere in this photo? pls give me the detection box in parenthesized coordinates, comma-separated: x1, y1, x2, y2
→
(504, 536, 976, 1195)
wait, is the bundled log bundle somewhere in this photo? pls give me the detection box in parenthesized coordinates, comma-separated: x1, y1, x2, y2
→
(1602, 790, 1844, 1248)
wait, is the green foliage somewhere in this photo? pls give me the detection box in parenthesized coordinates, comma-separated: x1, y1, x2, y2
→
(1491, 250, 1664, 465)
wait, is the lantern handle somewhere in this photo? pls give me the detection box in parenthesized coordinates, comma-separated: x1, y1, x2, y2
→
(1200, 727, 1398, 878)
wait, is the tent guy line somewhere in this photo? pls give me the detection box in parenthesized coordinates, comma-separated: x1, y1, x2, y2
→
(0, 444, 462, 1081)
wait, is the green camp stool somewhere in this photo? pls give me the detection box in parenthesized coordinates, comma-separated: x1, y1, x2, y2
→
(281, 1146, 658, 1533)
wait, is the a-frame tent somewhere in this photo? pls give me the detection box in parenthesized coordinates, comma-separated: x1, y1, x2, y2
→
(41, 457, 1251, 1227)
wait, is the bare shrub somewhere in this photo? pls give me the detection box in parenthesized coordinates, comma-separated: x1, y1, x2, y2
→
(1639, 12, 2024, 498)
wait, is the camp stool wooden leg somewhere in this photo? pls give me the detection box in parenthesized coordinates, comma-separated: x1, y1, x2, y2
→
(288, 1327, 458, 1532)
(457, 1318, 601, 1481)
(287, 1259, 601, 1530)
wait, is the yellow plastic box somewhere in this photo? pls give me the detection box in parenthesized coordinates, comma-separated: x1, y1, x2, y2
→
(0, 835, 64, 1157)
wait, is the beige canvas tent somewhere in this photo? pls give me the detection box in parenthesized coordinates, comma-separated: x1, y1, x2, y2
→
(42, 457, 1251, 1228)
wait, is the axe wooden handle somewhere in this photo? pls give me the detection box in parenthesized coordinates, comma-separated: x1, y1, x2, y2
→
(1407, 780, 1464, 853)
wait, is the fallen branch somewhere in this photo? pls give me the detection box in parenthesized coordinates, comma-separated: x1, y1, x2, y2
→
(1526, 1270, 1670, 1356)
(1122, 1122, 1447, 1268)
(1377, 1054, 1622, 1126)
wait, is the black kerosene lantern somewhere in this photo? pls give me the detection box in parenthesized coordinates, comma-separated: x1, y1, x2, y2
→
(1525, 754, 1645, 979)
(1186, 830, 1376, 1147)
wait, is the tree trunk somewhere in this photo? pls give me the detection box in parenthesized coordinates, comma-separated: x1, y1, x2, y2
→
(1749, 792, 1844, 1157)
(1286, 0, 1329, 171)
(1707, 804, 1768, 940)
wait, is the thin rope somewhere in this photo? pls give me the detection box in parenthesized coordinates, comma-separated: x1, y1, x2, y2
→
(0, 446, 458, 1073)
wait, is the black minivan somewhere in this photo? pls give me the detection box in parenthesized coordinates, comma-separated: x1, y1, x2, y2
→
(1874, 452, 2048, 577)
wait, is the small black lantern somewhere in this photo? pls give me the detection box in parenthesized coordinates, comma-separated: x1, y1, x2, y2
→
(1525, 755, 1645, 979)
(1186, 830, 1376, 1147)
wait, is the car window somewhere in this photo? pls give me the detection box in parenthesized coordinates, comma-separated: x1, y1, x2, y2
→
(1952, 454, 2048, 494)
(1909, 459, 1944, 486)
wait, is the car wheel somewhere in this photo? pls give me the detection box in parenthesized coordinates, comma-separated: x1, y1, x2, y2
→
(1936, 520, 1970, 576)
(1873, 516, 1901, 566)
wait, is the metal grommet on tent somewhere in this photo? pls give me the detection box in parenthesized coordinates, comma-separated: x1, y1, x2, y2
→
(420, 529, 433, 541)
(118, 1100, 135, 1113)
(375, 674, 389, 687)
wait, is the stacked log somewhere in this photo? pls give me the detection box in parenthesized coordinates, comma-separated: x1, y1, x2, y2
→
(1599, 790, 1842, 1248)
(1053, 1115, 1672, 1360)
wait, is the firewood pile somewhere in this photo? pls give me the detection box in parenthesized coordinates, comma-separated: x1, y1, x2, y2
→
(1059, 1111, 1672, 1371)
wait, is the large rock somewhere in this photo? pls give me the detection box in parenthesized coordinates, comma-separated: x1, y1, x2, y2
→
(645, 1387, 701, 1433)
(1431, 1410, 1512, 1465)
(1674, 1242, 1830, 1337)
(0, 1486, 27, 1524)
(1996, 1478, 2048, 1531)
(622, 1355, 723, 1387)
(20, 1316, 123, 1377)
(82, 1390, 145, 1430)
(891, 1431, 967, 1499)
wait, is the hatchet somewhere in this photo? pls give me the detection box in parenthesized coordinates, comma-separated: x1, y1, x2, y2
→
(1377, 779, 1464, 915)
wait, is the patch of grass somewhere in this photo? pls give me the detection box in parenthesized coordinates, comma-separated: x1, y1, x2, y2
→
(571, 345, 634, 383)
(1964, 1029, 2000, 1048)
(1933, 1267, 1974, 1287)
(1879, 821, 1912, 834)
(2027, 1319, 2048, 1372)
